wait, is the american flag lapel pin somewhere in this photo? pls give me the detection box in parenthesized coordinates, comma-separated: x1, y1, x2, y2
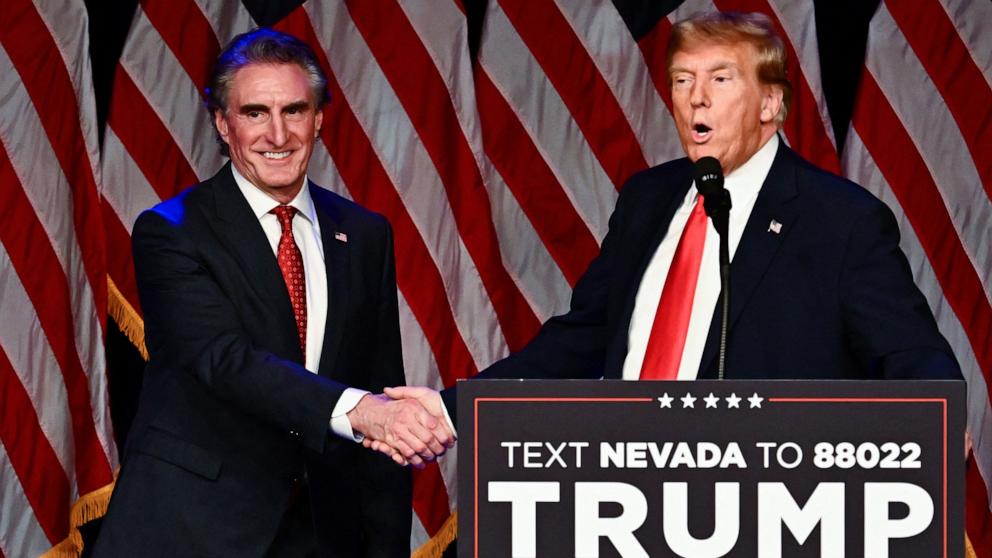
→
(334, 231, 348, 243)
(768, 220, 782, 234)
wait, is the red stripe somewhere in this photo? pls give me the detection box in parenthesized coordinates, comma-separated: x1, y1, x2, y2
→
(498, 0, 649, 189)
(475, 69, 600, 286)
(852, 73, 992, 388)
(344, 0, 541, 351)
(272, 9, 478, 387)
(637, 16, 675, 113)
(0, 347, 71, 544)
(140, 0, 220, 91)
(967, 453, 992, 557)
(1, 0, 107, 334)
(108, 66, 202, 200)
(711, 0, 841, 174)
(0, 148, 114, 493)
(412, 463, 451, 536)
(103, 205, 142, 316)
(886, 0, 992, 200)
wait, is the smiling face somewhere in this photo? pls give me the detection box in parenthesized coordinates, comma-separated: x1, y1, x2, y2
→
(669, 41, 782, 175)
(214, 62, 323, 203)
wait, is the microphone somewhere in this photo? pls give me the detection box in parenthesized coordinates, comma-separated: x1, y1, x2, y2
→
(693, 156, 732, 380)
(693, 156, 731, 236)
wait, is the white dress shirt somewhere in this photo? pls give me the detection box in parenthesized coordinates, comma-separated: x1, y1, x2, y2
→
(231, 166, 367, 441)
(622, 135, 779, 380)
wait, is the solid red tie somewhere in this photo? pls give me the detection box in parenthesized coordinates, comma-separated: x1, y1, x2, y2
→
(272, 205, 307, 356)
(640, 195, 707, 380)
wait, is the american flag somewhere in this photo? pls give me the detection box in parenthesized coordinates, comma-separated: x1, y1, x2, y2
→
(1, 0, 989, 556)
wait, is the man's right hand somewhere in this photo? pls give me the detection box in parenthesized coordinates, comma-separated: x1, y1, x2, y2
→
(347, 393, 453, 468)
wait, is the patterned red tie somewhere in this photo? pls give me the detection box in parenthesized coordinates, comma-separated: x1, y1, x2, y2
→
(640, 195, 707, 379)
(272, 205, 307, 356)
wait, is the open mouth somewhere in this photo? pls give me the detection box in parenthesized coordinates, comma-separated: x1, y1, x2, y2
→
(262, 151, 292, 160)
(692, 123, 713, 141)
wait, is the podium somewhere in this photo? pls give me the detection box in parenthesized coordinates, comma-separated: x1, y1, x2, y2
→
(458, 379, 964, 557)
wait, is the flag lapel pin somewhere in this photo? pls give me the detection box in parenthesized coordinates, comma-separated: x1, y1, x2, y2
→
(335, 231, 348, 243)
(768, 220, 782, 234)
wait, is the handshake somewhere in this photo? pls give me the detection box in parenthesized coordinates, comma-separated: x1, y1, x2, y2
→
(347, 386, 456, 468)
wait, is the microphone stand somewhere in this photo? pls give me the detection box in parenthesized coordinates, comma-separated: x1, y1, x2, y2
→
(704, 192, 732, 380)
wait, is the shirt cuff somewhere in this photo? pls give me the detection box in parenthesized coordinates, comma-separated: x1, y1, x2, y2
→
(329, 388, 370, 442)
(441, 397, 457, 438)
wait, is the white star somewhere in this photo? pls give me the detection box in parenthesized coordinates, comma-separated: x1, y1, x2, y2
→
(748, 393, 764, 408)
(681, 392, 697, 408)
(703, 392, 720, 408)
(725, 393, 742, 408)
(657, 393, 674, 408)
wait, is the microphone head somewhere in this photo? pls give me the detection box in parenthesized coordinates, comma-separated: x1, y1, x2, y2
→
(693, 156, 724, 197)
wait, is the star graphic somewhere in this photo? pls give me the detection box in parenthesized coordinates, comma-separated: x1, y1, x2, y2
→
(657, 393, 674, 408)
(703, 392, 720, 408)
(748, 393, 764, 408)
(680, 392, 697, 408)
(725, 393, 742, 408)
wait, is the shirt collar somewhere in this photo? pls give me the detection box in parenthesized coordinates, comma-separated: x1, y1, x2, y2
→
(229, 163, 318, 225)
(688, 134, 779, 207)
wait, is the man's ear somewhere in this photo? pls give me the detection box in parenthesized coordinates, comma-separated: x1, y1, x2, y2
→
(214, 110, 230, 143)
(760, 85, 784, 124)
(314, 108, 324, 138)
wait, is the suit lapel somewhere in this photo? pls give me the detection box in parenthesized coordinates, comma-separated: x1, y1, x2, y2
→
(604, 164, 693, 379)
(210, 164, 302, 362)
(312, 184, 350, 379)
(698, 143, 801, 376)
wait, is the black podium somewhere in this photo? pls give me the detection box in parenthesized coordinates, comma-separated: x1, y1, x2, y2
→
(458, 379, 964, 557)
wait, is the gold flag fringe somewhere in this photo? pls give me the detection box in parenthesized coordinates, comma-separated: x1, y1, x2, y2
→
(967, 533, 977, 558)
(41, 476, 117, 558)
(412, 512, 457, 558)
(108, 276, 149, 361)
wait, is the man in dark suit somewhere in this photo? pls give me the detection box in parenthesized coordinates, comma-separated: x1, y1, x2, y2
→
(93, 29, 451, 557)
(372, 11, 960, 448)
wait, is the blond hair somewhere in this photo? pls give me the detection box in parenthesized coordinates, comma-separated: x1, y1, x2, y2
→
(667, 12, 792, 125)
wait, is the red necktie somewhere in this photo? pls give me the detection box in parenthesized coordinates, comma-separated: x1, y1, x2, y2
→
(640, 195, 707, 380)
(272, 205, 307, 356)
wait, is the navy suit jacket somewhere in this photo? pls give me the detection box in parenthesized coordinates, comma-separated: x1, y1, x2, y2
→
(442, 142, 960, 421)
(95, 164, 410, 557)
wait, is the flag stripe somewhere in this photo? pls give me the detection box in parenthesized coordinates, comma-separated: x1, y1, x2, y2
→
(968, 453, 992, 556)
(140, 0, 221, 91)
(345, 0, 541, 351)
(279, 6, 479, 386)
(0, 0, 107, 328)
(118, 8, 224, 180)
(480, 2, 618, 242)
(0, 347, 70, 544)
(191, 0, 256, 46)
(867, 4, 992, 304)
(938, 0, 992, 90)
(886, 0, 992, 201)
(474, 70, 600, 286)
(852, 73, 992, 389)
(108, 67, 202, 201)
(499, 0, 649, 190)
(399, 0, 571, 322)
(0, 147, 113, 492)
(0, 440, 51, 558)
(412, 463, 451, 536)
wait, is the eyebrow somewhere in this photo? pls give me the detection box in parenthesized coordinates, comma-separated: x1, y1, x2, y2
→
(236, 101, 312, 114)
(669, 61, 739, 75)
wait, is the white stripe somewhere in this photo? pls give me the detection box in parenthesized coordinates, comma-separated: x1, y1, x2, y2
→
(101, 127, 167, 231)
(119, 7, 224, 181)
(192, 0, 257, 45)
(669, 0, 717, 24)
(553, 0, 684, 166)
(410, 511, 430, 551)
(304, 1, 506, 370)
(766, 0, 837, 146)
(0, 44, 116, 467)
(31, 0, 104, 197)
(867, 4, 992, 305)
(938, 0, 992, 90)
(480, 1, 617, 242)
(0, 446, 53, 557)
(398, 0, 570, 322)
(308, 142, 351, 201)
(0, 247, 75, 489)
(843, 129, 992, 505)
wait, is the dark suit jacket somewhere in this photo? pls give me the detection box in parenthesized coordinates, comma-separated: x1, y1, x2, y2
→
(442, 142, 960, 421)
(94, 164, 411, 557)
